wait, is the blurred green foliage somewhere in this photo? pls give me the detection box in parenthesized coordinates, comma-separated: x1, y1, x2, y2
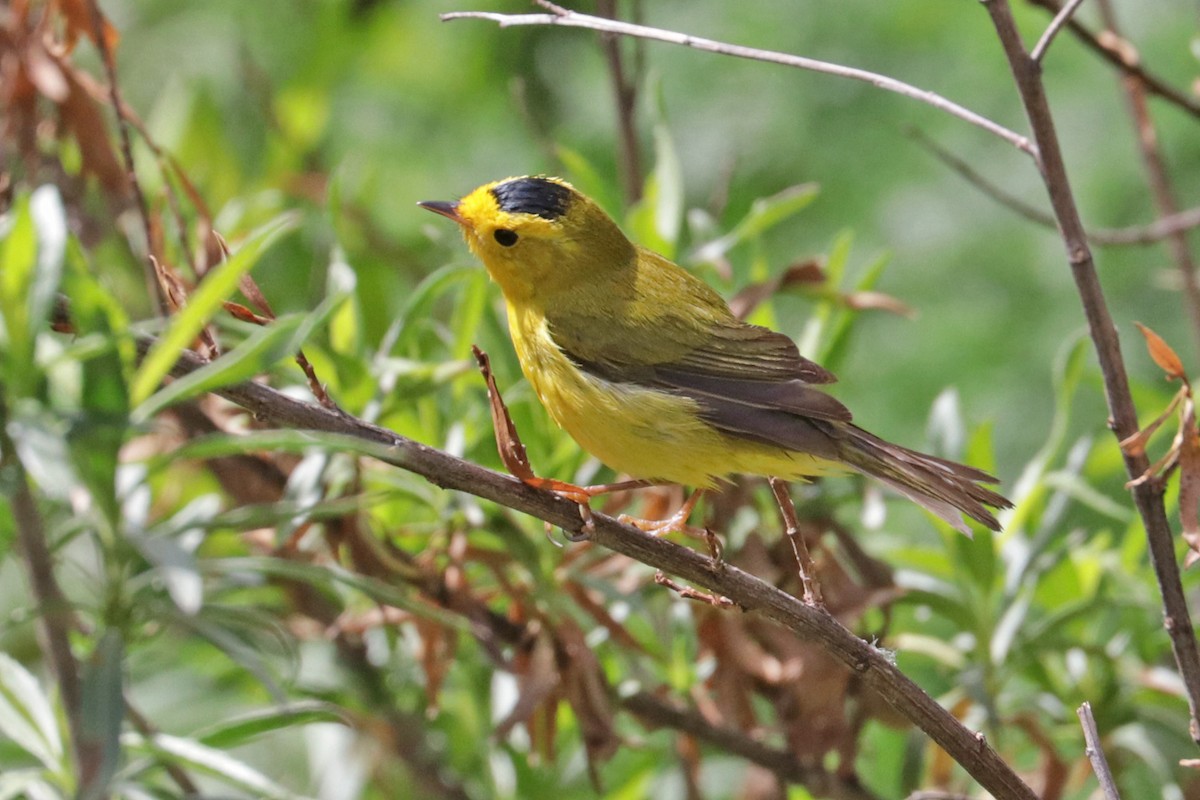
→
(1, 0, 1199, 798)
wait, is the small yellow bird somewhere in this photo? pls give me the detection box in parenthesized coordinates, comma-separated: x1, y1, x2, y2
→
(420, 176, 1010, 533)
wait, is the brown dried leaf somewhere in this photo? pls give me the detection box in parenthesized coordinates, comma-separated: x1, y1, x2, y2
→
(1120, 388, 1185, 457)
(472, 346, 535, 482)
(414, 616, 457, 713)
(24, 44, 69, 102)
(57, 0, 121, 53)
(494, 630, 560, 740)
(1136, 322, 1187, 381)
(728, 260, 824, 320)
(843, 290, 917, 319)
(54, 58, 128, 195)
(557, 620, 620, 770)
(563, 582, 649, 654)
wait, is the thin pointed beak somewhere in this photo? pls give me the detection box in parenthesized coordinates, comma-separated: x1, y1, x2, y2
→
(417, 200, 465, 224)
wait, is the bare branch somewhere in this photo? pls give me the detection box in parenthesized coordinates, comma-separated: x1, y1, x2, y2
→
(623, 691, 883, 799)
(983, 0, 1200, 746)
(1030, 0, 1088, 64)
(909, 128, 1200, 247)
(0, 391, 94, 788)
(440, 8, 1037, 158)
(1025, 0, 1200, 120)
(85, 0, 167, 312)
(1095, 0, 1200, 354)
(1077, 702, 1122, 800)
(139, 336, 1037, 800)
(595, 0, 643, 205)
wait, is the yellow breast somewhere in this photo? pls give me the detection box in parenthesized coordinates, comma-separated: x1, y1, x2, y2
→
(503, 303, 840, 487)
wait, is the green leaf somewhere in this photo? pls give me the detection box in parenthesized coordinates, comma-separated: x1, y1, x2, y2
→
(0, 194, 40, 396)
(127, 732, 311, 799)
(62, 266, 131, 527)
(130, 213, 298, 406)
(134, 288, 344, 422)
(0, 653, 64, 773)
(0, 771, 62, 800)
(691, 183, 820, 263)
(193, 702, 345, 749)
(78, 632, 124, 800)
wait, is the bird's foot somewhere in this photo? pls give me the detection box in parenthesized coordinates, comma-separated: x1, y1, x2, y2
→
(617, 489, 707, 539)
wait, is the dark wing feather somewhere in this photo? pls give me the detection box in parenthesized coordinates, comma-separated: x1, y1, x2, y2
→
(542, 247, 842, 447)
(673, 322, 837, 385)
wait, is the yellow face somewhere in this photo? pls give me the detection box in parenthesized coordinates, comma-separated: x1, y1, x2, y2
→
(419, 176, 633, 303)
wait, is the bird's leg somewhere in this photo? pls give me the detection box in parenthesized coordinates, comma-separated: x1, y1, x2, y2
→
(474, 345, 637, 539)
(474, 345, 709, 540)
(768, 477, 823, 607)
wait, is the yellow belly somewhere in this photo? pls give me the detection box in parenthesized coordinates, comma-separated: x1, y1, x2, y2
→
(505, 304, 843, 487)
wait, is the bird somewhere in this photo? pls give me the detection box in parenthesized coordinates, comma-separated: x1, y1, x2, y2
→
(419, 175, 1011, 535)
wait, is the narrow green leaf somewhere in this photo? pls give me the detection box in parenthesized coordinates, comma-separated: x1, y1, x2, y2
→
(0, 653, 64, 772)
(0, 195, 39, 395)
(132, 315, 303, 423)
(63, 267, 131, 527)
(134, 288, 344, 423)
(130, 213, 298, 406)
(692, 183, 820, 263)
(78, 631, 124, 800)
(649, 102, 683, 253)
(129, 732, 309, 799)
(193, 702, 345, 749)
(0, 771, 62, 800)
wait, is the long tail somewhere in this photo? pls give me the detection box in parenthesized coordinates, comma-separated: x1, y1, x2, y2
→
(834, 424, 1012, 535)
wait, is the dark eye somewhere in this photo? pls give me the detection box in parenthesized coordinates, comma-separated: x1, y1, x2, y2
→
(493, 229, 518, 247)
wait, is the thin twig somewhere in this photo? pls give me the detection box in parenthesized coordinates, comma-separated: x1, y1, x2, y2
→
(0, 390, 94, 789)
(138, 336, 1038, 800)
(768, 477, 823, 607)
(440, 8, 1037, 158)
(1077, 702, 1121, 800)
(983, 0, 1200, 746)
(86, 0, 167, 312)
(908, 128, 1200, 247)
(1025, 0, 1200, 120)
(654, 571, 734, 608)
(1095, 0, 1200, 356)
(623, 691, 883, 799)
(1030, 0, 1088, 64)
(595, 0, 643, 205)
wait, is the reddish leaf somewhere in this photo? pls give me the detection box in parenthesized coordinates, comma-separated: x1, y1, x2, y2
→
(843, 290, 917, 319)
(1136, 322, 1187, 381)
(493, 631, 560, 740)
(57, 0, 121, 53)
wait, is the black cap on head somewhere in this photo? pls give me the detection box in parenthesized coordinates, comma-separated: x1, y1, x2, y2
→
(490, 177, 573, 221)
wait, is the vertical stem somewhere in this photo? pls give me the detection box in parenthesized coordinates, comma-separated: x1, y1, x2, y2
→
(0, 394, 95, 787)
(1094, 0, 1200, 357)
(768, 477, 823, 606)
(983, 0, 1200, 744)
(595, 0, 643, 204)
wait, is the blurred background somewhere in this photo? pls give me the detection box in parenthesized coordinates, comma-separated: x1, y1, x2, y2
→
(2, 0, 1199, 798)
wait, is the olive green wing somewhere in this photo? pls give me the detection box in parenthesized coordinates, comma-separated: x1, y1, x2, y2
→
(543, 251, 850, 456)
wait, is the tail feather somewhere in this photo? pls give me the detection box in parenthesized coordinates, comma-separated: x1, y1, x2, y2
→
(834, 424, 1012, 536)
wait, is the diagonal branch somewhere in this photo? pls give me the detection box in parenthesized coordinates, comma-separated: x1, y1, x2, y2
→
(623, 691, 882, 800)
(440, 7, 1037, 158)
(983, 0, 1200, 747)
(1094, 0, 1200, 356)
(138, 336, 1038, 800)
(1030, 0, 1088, 64)
(1025, 0, 1200, 120)
(908, 128, 1200, 247)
